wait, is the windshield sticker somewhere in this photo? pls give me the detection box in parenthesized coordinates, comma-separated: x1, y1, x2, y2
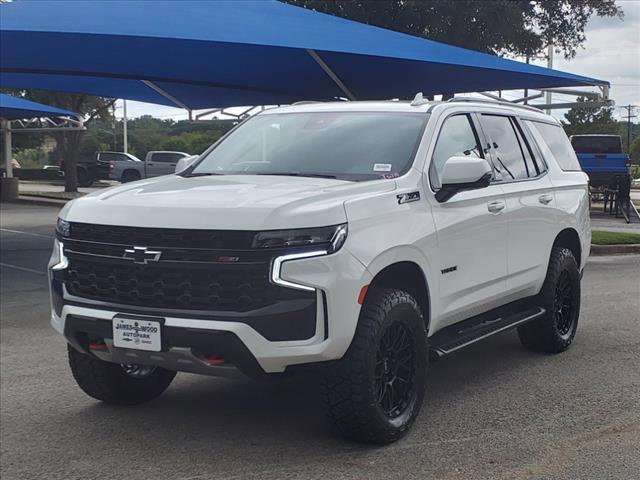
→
(374, 163, 392, 172)
(382, 172, 400, 179)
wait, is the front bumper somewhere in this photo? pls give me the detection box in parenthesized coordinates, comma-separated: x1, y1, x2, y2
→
(50, 245, 370, 375)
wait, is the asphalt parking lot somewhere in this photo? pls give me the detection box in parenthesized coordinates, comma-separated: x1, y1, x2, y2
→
(1, 202, 639, 480)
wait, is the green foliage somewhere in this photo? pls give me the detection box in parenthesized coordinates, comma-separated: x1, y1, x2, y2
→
(630, 136, 640, 162)
(285, 0, 622, 58)
(80, 116, 233, 160)
(562, 97, 619, 136)
(13, 148, 52, 169)
(591, 230, 640, 245)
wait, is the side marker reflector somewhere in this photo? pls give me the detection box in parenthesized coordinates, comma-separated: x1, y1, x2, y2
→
(357, 285, 369, 305)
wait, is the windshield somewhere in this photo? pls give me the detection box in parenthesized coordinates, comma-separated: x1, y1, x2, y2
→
(189, 111, 428, 181)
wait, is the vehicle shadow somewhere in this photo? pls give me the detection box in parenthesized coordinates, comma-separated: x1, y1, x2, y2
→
(59, 330, 552, 476)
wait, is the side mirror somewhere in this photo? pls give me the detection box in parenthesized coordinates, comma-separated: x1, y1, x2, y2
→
(175, 155, 198, 174)
(435, 156, 493, 202)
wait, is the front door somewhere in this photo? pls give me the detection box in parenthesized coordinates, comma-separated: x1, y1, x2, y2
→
(428, 113, 508, 328)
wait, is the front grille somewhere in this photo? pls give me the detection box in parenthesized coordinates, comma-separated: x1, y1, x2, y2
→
(65, 256, 309, 312)
(62, 223, 314, 313)
(67, 222, 258, 249)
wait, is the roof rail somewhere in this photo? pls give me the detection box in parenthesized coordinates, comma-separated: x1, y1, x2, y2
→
(447, 96, 543, 113)
(292, 100, 321, 105)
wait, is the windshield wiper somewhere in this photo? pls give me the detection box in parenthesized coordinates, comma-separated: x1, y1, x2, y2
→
(255, 172, 338, 179)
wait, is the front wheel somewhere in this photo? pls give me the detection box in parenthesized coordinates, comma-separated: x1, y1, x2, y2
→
(322, 289, 428, 444)
(518, 247, 581, 353)
(68, 345, 176, 405)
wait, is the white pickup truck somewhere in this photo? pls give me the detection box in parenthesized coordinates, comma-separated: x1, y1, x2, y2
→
(105, 150, 191, 183)
(50, 97, 590, 444)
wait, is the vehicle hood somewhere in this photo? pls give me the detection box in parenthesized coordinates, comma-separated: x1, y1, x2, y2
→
(61, 174, 397, 230)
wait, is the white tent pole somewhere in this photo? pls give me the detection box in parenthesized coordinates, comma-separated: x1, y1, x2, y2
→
(122, 99, 128, 153)
(2, 119, 13, 178)
(546, 43, 553, 114)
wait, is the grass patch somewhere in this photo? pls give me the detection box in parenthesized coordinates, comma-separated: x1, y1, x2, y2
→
(592, 230, 640, 245)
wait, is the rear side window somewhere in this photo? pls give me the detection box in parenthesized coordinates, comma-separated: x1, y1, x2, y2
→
(152, 153, 184, 163)
(480, 115, 529, 180)
(99, 153, 126, 162)
(571, 135, 622, 154)
(530, 122, 582, 171)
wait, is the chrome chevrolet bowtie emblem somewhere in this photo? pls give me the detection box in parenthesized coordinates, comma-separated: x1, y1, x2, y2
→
(123, 246, 162, 264)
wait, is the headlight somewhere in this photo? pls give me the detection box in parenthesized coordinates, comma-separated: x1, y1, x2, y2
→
(56, 218, 70, 237)
(252, 224, 347, 253)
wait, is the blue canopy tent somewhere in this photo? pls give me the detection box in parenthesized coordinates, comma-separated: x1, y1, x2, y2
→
(0, 0, 607, 111)
(0, 93, 78, 120)
(1, 94, 79, 185)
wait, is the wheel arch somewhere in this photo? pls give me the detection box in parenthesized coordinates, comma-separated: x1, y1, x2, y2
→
(365, 260, 431, 333)
(552, 228, 582, 267)
(121, 169, 141, 181)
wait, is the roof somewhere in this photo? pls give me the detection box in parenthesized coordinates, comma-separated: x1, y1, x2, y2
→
(0, 0, 608, 110)
(262, 97, 555, 123)
(0, 93, 78, 120)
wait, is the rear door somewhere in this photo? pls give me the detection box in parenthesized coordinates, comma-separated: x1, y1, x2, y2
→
(429, 112, 508, 326)
(146, 152, 185, 177)
(478, 114, 557, 299)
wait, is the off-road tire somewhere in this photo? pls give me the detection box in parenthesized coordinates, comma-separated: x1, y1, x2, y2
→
(322, 288, 428, 444)
(518, 247, 581, 353)
(121, 170, 141, 183)
(68, 345, 176, 405)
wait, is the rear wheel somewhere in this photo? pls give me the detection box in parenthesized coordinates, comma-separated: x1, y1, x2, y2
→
(76, 168, 93, 188)
(518, 247, 581, 353)
(322, 288, 428, 444)
(68, 345, 176, 405)
(121, 170, 141, 183)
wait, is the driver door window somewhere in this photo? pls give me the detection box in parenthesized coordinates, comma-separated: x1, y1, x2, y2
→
(430, 114, 484, 189)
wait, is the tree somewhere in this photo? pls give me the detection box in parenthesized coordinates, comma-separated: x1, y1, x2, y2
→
(630, 135, 640, 163)
(562, 96, 619, 136)
(285, 0, 622, 59)
(13, 91, 115, 192)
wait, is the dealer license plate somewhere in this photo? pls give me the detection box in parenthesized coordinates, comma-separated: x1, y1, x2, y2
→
(112, 317, 162, 352)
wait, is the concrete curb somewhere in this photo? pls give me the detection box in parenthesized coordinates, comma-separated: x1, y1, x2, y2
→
(14, 195, 68, 207)
(590, 244, 640, 256)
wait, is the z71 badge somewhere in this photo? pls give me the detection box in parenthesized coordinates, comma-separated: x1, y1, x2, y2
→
(396, 191, 421, 204)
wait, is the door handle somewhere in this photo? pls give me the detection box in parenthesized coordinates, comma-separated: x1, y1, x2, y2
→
(487, 200, 505, 214)
(538, 194, 553, 205)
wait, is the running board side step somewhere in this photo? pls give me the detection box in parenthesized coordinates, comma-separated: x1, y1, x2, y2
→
(429, 307, 546, 359)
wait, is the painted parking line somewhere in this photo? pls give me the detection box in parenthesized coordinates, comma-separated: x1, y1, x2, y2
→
(0, 228, 54, 239)
(0, 262, 46, 275)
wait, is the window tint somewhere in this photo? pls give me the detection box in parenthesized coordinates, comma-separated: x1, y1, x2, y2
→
(481, 115, 529, 180)
(571, 135, 622, 154)
(99, 153, 128, 162)
(192, 112, 428, 182)
(430, 114, 483, 187)
(152, 153, 184, 163)
(531, 121, 582, 171)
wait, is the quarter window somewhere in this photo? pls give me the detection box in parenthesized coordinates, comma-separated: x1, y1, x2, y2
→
(430, 114, 483, 188)
(529, 121, 582, 171)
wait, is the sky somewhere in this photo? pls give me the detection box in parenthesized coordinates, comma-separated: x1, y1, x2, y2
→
(117, 0, 640, 124)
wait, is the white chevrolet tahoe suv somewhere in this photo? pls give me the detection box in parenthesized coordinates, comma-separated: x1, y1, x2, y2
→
(50, 98, 590, 444)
